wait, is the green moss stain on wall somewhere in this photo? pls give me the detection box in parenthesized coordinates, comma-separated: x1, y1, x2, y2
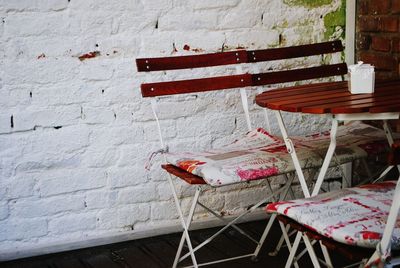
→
(282, 0, 346, 41)
(323, 0, 346, 40)
(283, 0, 333, 8)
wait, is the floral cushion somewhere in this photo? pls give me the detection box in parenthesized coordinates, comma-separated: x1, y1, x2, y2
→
(266, 181, 400, 249)
(166, 122, 391, 186)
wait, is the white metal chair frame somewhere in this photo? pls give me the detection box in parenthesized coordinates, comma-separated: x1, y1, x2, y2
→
(274, 111, 400, 268)
(151, 89, 300, 267)
(149, 81, 299, 267)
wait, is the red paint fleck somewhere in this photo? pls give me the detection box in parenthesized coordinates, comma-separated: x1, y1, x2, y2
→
(183, 44, 190, 51)
(37, 53, 46, 59)
(78, 51, 100, 61)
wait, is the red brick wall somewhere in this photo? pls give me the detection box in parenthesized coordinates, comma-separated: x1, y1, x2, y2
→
(356, 0, 400, 131)
(357, 0, 399, 79)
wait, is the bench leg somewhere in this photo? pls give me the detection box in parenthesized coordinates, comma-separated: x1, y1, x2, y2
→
(166, 172, 199, 268)
(285, 232, 302, 268)
(303, 235, 321, 268)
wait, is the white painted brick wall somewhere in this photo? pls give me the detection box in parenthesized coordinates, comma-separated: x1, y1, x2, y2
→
(0, 0, 344, 260)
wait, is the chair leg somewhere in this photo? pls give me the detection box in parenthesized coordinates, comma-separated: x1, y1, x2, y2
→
(253, 174, 296, 259)
(197, 201, 259, 245)
(319, 242, 333, 268)
(173, 186, 202, 268)
(285, 232, 302, 268)
(252, 214, 276, 260)
(303, 235, 321, 268)
(166, 173, 199, 268)
(178, 182, 291, 263)
(279, 222, 300, 268)
(269, 225, 295, 257)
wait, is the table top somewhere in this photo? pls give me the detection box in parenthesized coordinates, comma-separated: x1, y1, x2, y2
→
(255, 80, 400, 114)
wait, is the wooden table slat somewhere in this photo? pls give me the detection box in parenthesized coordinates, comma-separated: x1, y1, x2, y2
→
(301, 90, 400, 114)
(331, 96, 400, 114)
(370, 103, 400, 113)
(256, 81, 347, 100)
(256, 80, 400, 114)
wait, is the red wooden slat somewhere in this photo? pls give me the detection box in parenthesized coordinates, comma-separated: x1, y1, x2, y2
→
(280, 92, 361, 112)
(256, 79, 400, 114)
(247, 40, 343, 63)
(137, 41, 344, 72)
(370, 103, 400, 113)
(162, 164, 206, 185)
(287, 84, 398, 113)
(255, 82, 346, 108)
(266, 89, 348, 110)
(141, 74, 252, 97)
(288, 91, 394, 113)
(136, 50, 248, 72)
(331, 93, 400, 114)
(256, 81, 347, 100)
(253, 63, 348, 86)
(303, 92, 400, 114)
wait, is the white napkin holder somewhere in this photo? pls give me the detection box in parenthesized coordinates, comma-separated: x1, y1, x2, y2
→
(348, 61, 375, 94)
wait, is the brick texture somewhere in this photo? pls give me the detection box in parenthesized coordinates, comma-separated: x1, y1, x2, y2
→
(371, 36, 391, 51)
(357, 1, 400, 77)
(393, 0, 400, 14)
(369, 0, 391, 14)
(356, 0, 400, 131)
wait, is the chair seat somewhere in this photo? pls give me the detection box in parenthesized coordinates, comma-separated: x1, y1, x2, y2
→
(266, 181, 400, 249)
(166, 122, 391, 186)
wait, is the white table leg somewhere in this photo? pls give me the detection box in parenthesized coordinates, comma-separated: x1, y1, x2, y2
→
(274, 110, 310, 197)
(311, 117, 338, 196)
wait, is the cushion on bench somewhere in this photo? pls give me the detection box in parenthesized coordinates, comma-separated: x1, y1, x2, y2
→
(166, 121, 391, 186)
(266, 181, 400, 249)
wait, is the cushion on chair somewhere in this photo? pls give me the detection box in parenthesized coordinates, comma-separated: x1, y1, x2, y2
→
(266, 181, 400, 249)
(166, 122, 391, 186)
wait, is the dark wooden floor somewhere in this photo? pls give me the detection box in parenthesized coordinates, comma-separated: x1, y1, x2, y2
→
(1, 219, 355, 268)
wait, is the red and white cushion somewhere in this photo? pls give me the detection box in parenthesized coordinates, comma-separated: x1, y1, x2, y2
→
(166, 122, 391, 186)
(266, 181, 400, 249)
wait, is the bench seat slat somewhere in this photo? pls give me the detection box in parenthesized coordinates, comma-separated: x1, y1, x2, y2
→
(161, 164, 206, 185)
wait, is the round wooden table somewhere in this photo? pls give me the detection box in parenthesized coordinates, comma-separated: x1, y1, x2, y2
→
(255, 80, 400, 115)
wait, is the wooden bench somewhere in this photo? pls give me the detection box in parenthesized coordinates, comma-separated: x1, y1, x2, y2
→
(137, 41, 346, 98)
(137, 41, 350, 186)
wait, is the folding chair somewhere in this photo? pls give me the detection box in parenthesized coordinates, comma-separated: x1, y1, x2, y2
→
(136, 41, 392, 267)
(266, 143, 400, 267)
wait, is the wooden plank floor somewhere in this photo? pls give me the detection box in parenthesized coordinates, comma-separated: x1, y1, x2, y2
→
(0, 219, 356, 268)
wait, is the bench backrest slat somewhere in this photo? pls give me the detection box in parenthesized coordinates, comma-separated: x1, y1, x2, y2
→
(137, 50, 248, 72)
(137, 40, 346, 98)
(253, 63, 347, 86)
(247, 40, 343, 62)
(141, 74, 252, 97)
(136, 41, 343, 72)
(141, 63, 347, 97)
